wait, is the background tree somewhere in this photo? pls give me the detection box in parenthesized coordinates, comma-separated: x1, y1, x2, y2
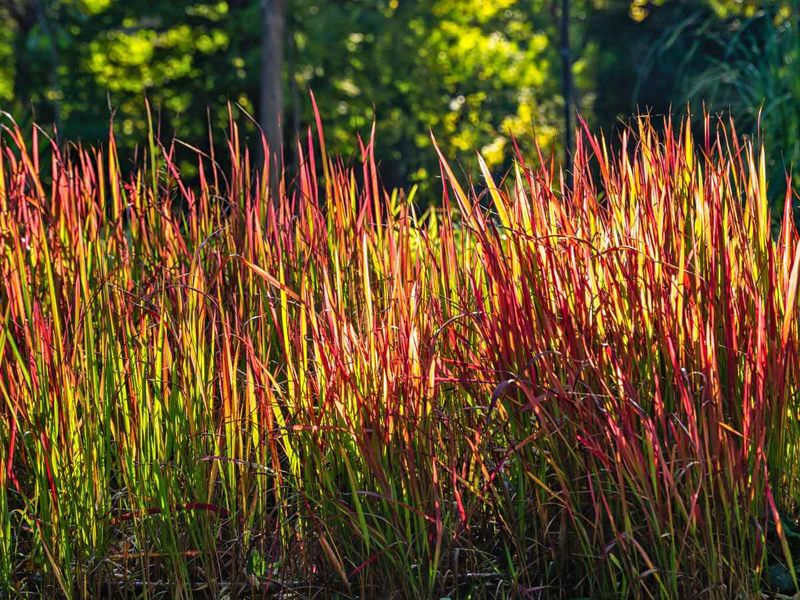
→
(560, 0, 574, 182)
(1, 0, 797, 203)
(260, 0, 285, 193)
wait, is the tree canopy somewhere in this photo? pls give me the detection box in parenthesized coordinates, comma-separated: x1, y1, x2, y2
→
(2, 0, 797, 196)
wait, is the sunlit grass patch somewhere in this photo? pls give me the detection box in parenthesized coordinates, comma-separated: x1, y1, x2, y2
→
(2, 110, 800, 598)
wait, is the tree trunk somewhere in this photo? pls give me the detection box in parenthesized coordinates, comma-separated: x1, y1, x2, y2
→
(260, 0, 286, 198)
(34, 0, 62, 138)
(9, 1, 37, 115)
(560, 0, 574, 186)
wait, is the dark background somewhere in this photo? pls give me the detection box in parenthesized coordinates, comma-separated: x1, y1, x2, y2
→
(3, 0, 798, 201)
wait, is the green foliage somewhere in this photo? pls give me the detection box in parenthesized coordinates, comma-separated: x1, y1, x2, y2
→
(2, 0, 257, 150)
(0, 0, 603, 195)
(5, 0, 800, 200)
(289, 0, 569, 188)
(7, 0, 791, 199)
(640, 1, 800, 215)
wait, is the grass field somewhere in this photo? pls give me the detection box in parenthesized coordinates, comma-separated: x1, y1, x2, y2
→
(3, 110, 800, 598)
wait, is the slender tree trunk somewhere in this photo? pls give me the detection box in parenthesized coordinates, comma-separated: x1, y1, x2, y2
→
(10, 1, 37, 117)
(285, 11, 301, 175)
(287, 16, 300, 147)
(560, 0, 574, 186)
(34, 0, 62, 138)
(260, 0, 286, 198)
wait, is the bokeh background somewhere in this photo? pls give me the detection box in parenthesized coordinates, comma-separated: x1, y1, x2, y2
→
(3, 0, 799, 199)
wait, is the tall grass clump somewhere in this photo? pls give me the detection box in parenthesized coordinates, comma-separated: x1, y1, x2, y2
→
(2, 108, 800, 598)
